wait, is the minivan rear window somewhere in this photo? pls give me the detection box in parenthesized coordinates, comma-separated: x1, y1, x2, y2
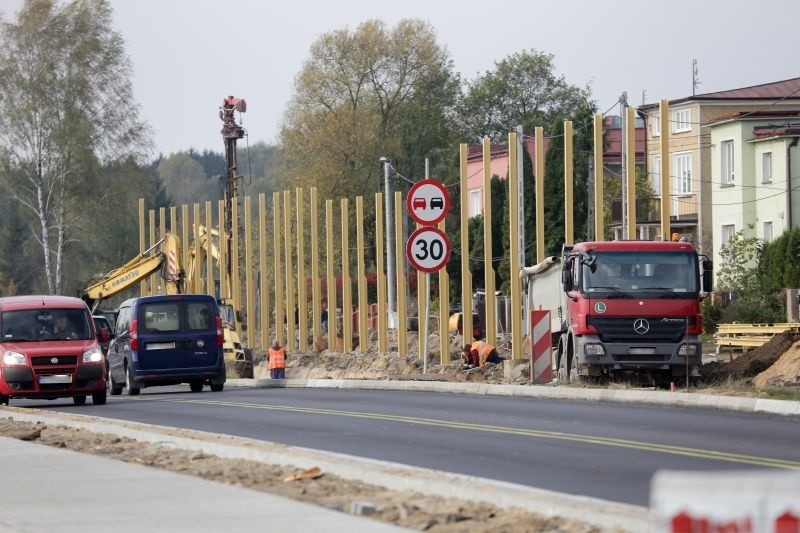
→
(139, 301, 214, 334)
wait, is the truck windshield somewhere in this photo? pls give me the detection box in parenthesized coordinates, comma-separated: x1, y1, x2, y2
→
(582, 251, 697, 296)
(1, 308, 93, 342)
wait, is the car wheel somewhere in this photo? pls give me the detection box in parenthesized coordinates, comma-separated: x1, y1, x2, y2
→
(125, 365, 140, 396)
(73, 395, 87, 406)
(210, 383, 224, 392)
(108, 370, 123, 396)
(92, 389, 107, 405)
(0, 394, 10, 406)
(189, 381, 204, 393)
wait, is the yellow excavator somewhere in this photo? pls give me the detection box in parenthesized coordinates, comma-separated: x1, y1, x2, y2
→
(185, 223, 252, 379)
(81, 234, 184, 314)
(81, 230, 252, 379)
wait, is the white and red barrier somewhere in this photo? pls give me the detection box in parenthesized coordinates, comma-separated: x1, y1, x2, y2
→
(651, 470, 800, 532)
(530, 310, 552, 384)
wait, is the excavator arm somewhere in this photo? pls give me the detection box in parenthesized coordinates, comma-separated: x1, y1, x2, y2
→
(81, 234, 184, 313)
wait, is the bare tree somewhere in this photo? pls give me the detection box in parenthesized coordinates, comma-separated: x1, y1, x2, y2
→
(0, 0, 149, 294)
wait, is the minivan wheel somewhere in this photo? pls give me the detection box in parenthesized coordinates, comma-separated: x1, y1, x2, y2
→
(0, 395, 8, 406)
(189, 381, 204, 393)
(92, 389, 107, 405)
(210, 383, 224, 392)
(125, 365, 140, 396)
(108, 371, 123, 396)
(73, 395, 87, 406)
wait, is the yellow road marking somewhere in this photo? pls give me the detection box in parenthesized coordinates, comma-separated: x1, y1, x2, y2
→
(154, 397, 800, 470)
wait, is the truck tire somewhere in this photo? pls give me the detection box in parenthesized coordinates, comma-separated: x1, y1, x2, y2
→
(557, 349, 570, 383)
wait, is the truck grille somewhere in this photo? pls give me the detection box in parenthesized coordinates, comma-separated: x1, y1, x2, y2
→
(588, 316, 693, 343)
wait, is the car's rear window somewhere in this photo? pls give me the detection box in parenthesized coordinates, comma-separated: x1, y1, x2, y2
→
(139, 301, 214, 333)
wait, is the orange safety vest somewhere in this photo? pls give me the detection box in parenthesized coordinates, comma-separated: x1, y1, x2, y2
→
(268, 347, 286, 369)
(471, 340, 495, 366)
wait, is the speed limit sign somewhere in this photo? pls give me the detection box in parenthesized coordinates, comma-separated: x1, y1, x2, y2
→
(406, 227, 451, 273)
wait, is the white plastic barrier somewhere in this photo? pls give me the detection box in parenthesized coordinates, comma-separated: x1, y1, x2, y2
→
(651, 470, 800, 532)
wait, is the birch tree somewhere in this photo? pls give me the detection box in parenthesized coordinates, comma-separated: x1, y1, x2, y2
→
(0, 0, 148, 294)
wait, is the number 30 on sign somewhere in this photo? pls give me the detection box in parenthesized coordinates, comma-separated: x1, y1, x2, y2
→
(406, 227, 451, 273)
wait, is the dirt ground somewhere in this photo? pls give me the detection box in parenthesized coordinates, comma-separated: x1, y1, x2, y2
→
(0, 417, 600, 533)
(259, 330, 800, 392)
(700, 332, 800, 387)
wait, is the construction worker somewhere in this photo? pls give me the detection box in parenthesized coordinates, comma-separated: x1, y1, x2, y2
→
(268, 338, 287, 379)
(460, 344, 479, 368)
(469, 334, 502, 366)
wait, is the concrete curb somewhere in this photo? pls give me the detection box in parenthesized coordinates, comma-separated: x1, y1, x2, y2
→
(226, 378, 800, 417)
(0, 408, 648, 532)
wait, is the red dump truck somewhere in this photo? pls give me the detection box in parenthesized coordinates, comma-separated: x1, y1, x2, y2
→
(521, 240, 713, 385)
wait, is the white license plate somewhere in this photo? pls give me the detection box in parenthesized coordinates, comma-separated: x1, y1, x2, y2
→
(629, 347, 656, 355)
(147, 342, 176, 350)
(38, 374, 73, 384)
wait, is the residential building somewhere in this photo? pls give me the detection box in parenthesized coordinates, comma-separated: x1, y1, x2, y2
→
(708, 110, 800, 283)
(638, 77, 800, 255)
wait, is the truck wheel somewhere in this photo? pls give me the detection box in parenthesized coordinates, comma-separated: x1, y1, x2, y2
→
(92, 389, 107, 405)
(557, 350, 569, 383)
(569, 354, 580, 382)
(125, 365, 140, 396)
(73, 395, 87, 406)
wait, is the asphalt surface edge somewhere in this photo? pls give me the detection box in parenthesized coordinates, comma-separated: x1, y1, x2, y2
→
(226, 378, 800, 417)
(0, 406, 648, 532)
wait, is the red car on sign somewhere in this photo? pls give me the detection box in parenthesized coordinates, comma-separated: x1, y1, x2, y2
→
(412, 198, 426, 210)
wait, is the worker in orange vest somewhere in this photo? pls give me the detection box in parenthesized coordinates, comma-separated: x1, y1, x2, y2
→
(470, 334, 501, 366)
(268, 338, 287, 379)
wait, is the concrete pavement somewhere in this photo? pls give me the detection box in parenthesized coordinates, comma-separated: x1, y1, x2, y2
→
(0, 435, 402, 533)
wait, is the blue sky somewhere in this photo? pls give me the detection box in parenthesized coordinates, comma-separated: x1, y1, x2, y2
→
(1, 0, 798, 157)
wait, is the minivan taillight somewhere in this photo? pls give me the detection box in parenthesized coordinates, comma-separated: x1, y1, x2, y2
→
(130, 319, 138, 351)
(215, 316, 223, 348)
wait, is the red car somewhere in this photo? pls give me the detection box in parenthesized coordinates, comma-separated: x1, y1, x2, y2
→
(0, 295, 108, 406)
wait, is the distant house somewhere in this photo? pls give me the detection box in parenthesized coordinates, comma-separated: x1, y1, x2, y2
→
(638, 77, 800, 255)
(465, 138, 544, 217)
(707, 110, 800, 283)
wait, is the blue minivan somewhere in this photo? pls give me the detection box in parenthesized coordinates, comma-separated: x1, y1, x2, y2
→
(106, 295, 226, 395)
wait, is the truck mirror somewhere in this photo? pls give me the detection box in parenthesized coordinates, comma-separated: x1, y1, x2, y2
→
(701, 259, 713, 292)
(561, 265, 573, 292)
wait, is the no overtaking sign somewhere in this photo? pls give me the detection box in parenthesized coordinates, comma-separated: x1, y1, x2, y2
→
(406, 179, 450, 226)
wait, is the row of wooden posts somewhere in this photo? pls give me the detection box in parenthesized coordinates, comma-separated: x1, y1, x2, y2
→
(138, 102, 678, 361)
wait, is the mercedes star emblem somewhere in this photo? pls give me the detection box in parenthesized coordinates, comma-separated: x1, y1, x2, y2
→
(633, 318, 650, 335)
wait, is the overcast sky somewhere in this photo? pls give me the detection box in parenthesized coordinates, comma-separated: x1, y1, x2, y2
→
(1, 0, 799, 158)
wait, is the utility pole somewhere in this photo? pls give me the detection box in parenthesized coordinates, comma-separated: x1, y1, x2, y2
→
(620, 92, 628, 238)
(692, 59, 701, 96)
(382, 157, 396, 328)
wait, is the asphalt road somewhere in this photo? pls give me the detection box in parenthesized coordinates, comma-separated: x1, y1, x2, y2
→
(20, 386, 800, 507)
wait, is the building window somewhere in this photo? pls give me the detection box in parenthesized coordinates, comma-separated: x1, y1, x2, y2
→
(762, 152, 772, 184)
(721, 224, 736, 246)
(721, 140, 735, 186)
(652, 155, 661, 195)
(651, 114, 660, 137)
(763, 221, 773, 243)
(671, 108, 691, 133)
(469, 190, 481, 217)
(672, 152, 692, 194)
